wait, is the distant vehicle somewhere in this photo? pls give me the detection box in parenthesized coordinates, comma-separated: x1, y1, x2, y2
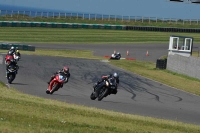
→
(13, 50, 21, 61)
(110, 52, 121, 60)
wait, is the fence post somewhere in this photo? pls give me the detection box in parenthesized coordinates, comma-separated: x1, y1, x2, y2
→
(29, 11, 31, 17)
(23, 11, 25, 18)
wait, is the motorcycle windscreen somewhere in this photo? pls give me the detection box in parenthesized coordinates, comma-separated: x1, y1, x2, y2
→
(59, 75, 65, 81)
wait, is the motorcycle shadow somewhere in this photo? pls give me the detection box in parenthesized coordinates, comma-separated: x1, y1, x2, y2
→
(11, 83, 28, 85)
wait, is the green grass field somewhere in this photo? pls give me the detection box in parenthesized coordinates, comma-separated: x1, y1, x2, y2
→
(1, 27, 200, 132)
(0, 27, 200, 44)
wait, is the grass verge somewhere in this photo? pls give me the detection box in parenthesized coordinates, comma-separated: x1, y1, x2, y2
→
(0, 27, 200, 44)
(0, 82, 200, 133)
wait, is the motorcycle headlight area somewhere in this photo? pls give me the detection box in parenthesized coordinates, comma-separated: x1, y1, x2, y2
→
(106, 81, 109, 86)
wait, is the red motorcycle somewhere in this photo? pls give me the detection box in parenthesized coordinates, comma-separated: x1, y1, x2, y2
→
(46, 74, 66, 94)
(5, 54, 14, 64)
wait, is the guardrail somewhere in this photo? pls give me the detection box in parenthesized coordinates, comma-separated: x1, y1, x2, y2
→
(0, 42, 35, 51)
(1, 21, 200, 33)
(0, 9, 199, 25)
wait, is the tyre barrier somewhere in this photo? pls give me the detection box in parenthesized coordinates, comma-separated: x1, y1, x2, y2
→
(0, 43, 35, 51)
(125, 26, 200, 33)
(0, 21, 125, 30)
(0, 21, 199, 33)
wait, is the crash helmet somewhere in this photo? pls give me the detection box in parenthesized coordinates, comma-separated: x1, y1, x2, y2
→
(113, 72, 119, 79)
(63, 66, 69, 74)
(117, 52, 120, 55)
(16, 50, 19, 53)
(11, 46, 14, 50)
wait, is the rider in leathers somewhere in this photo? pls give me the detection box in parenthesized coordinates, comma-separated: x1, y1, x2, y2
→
(94, 72, 119, 94)
(47, 66, 70, 87)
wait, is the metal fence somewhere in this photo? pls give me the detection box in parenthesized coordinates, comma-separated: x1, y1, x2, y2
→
(0, 9, 199, 25)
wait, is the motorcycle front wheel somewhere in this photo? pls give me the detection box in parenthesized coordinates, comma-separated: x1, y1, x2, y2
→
(50, 84, 59, 94)
(98, 87, 109, 101)
(90, 92, 97, 100)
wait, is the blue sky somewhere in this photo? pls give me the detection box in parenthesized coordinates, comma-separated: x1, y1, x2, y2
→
(0, 0, 200, 19)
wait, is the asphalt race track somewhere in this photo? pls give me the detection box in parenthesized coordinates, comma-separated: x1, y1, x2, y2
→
(1, 44, 200, 125)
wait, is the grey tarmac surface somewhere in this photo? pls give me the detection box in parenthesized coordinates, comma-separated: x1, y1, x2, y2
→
(1, 52, 200, 125)
(31, 43, 170, 62)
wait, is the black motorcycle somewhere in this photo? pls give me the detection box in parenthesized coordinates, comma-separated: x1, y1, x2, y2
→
(7, 65, 17, 84)
(110, 53, 121, 60)
(90, 77, 118, 101)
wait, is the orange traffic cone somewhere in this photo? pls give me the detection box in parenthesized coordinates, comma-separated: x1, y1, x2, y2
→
(146, 50, 149, 56)
(126, 50, 129, 56)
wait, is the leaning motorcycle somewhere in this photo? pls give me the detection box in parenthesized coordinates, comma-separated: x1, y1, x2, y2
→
(110, 53, 121, 60)
(46, 74, 66, 94)
(90, 77, 118, 101)
(7, 65, 17, 84)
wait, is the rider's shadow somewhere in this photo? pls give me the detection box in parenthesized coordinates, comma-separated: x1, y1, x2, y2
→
(11, 83, 28, 85)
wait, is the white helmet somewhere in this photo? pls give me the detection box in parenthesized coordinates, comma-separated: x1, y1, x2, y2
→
(11, 46, 14, 50)
(113, 72, 119, 78)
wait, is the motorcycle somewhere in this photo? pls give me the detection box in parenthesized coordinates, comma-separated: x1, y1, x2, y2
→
(90, 77, 118, 101)
(110, 52, 121, 60)
(5, 54, 14, 64)
(7, 65, 17, 84)
(46, 74, 66, 94)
